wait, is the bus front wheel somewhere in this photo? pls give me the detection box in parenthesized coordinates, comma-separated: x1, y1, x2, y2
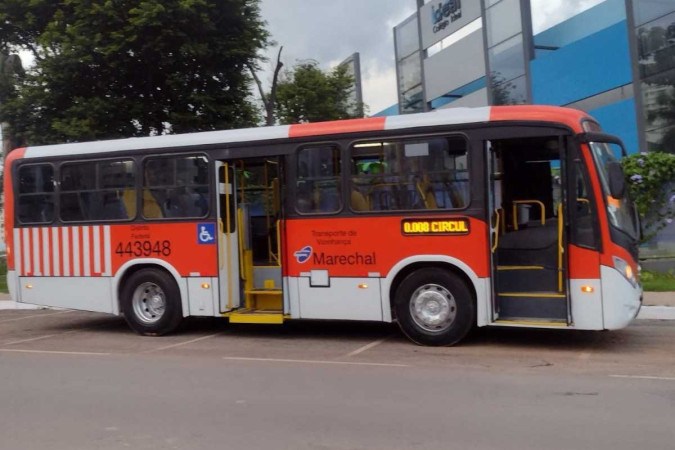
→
(394, 268, 474, 346)
(121, 268, 183, 336)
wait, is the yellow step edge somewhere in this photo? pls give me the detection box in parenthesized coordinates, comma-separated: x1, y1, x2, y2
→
(226, 309, 285, 324)
(498, 292, 567, 298)
(497, 265, 545, 271)
(244, 289, 282, 295)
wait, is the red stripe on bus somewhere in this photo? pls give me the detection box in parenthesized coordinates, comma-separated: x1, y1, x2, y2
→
(89, 227, 96, 276)
(288, 117, 386, 138)
(42, 228, 54, 276)
(490, 106, 588, 133)
(4, 148, 26, 271)
(26, 229, 33, 276)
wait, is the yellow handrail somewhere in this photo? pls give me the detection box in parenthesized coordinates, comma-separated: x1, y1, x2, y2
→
(491, 209, 501, 253)
(512, 200, 546, 230)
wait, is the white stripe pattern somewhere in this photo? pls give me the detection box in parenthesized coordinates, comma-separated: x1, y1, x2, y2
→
(15, 226, 111, 277)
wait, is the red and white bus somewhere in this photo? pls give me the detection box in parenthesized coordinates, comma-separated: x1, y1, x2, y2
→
(3, 105, 642, 345)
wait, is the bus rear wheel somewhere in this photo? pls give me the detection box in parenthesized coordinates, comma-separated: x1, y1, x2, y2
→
(121, 268, 183, 336)
(394, 268, 474, 346)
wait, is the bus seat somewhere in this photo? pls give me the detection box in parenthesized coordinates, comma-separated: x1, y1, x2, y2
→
(351, 188, 370, 211)
(143, 189, 164, 218)
(122, 189, 137, 218)
(416, 175, 437, 209)
(318, 188, 340, 212)
(99, 191, 128, 219)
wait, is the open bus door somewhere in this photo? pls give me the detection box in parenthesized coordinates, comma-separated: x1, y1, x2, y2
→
(216, 159, 284, 323)
(216, 162, 242, 313)
(487, 134, 571, 325)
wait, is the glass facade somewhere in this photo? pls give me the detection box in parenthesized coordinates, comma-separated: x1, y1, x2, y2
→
(633, 1, 675, 152)
(484, 0, 531, 105)
(485, 0, 523, 47)
(631, 0, 675, 256)
(395, 14, 425, 114)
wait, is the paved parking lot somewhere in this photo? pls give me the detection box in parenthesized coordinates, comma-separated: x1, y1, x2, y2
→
(2, 310, 675, 450)
(1, 309, 675, 378)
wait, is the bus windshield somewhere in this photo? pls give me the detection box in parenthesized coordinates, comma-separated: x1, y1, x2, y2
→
(589, 141, 639, 241)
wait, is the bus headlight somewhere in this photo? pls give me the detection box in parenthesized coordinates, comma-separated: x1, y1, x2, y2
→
(613, 256, 637, 287)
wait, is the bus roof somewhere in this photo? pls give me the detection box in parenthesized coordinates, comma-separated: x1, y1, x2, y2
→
(17, 105, 592, 160)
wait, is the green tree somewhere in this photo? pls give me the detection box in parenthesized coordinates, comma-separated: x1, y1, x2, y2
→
(275, 61, 364, 124)
(0, 0, 268, 145)
(622, 151, 675, 241)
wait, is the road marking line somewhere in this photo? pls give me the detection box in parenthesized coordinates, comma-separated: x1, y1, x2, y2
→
(0, 348, 110, 356)
(346, 335, 392, 357)
(0, 310, 73, 324)
(610, 375, 675, 381)
(222, 356, 408, 368)
(3, 333, 61, 346)
(142, 333, 221, 353)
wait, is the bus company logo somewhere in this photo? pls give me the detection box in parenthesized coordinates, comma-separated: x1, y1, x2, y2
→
(294, 246, 313, 263)
(431, 0, 462, 33)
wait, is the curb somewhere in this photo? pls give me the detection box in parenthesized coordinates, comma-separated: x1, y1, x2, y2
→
(0, 301, 41, 310)
(637, 306, 675, 321)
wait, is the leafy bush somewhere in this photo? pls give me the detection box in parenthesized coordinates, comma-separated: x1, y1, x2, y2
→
(622, 151, 675, 242)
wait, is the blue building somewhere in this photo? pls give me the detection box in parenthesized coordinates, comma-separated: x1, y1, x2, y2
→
(386, 0, 675, 257)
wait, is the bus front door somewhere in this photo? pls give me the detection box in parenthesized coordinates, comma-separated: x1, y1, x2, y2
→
(216, 162, 241, 313)
(487, 136, 570, 324)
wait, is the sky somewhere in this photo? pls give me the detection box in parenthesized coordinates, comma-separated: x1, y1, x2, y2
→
(259, 0, 606, 114)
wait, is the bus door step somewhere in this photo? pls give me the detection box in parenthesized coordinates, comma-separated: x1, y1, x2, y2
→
(228, 308, 285, 324)
(497, 292, 567, 320)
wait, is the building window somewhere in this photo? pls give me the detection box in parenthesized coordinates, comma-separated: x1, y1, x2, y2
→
(349, 136, 469, 212)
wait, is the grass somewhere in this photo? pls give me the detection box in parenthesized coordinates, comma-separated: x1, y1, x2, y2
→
(641, 270, 675, 292)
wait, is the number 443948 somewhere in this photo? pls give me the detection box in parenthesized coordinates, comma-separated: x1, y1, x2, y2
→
(115, 241, 172, 257)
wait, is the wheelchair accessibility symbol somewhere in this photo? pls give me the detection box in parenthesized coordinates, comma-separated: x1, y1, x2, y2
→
(197, 223, 216, 244)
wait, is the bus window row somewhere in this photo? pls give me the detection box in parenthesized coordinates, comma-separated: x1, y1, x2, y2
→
(16, 156, 209, 225)
(296, 135, 470, 214)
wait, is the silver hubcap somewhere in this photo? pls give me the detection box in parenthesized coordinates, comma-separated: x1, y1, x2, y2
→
(132, 282, 166, 324)
(409, 283, 457, 333)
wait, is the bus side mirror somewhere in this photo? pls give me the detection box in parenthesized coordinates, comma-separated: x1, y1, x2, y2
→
(607, 161, 625, 199)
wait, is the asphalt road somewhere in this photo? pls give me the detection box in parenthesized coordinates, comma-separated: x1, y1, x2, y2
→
(1, 311, 674, 450)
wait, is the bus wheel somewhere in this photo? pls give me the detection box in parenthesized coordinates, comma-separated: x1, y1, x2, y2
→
(121, 268, 183, 336)
(394, 268, 474, 346)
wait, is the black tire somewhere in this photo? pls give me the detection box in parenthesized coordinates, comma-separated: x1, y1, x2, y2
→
(121, 268, 183, 336)
(394, 268, 474, 346)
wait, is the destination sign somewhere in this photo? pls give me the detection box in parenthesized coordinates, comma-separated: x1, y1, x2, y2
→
(401, 218, 470, 236)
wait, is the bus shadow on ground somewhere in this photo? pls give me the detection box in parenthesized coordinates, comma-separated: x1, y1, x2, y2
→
(465, 325, 633, 352)
(183, 317, 401, 344)
(28, 312, 648, 354)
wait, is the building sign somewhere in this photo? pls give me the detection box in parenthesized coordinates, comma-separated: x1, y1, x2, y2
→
(432, 0, 462, 34)
(420, 0, 481, 50)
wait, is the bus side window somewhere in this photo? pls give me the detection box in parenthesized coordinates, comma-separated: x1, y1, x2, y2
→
(143, 156, 209, 219)
(17, 164, 55, 224)
(295, 146, 341, 214)
(349, 136, 469, 212)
